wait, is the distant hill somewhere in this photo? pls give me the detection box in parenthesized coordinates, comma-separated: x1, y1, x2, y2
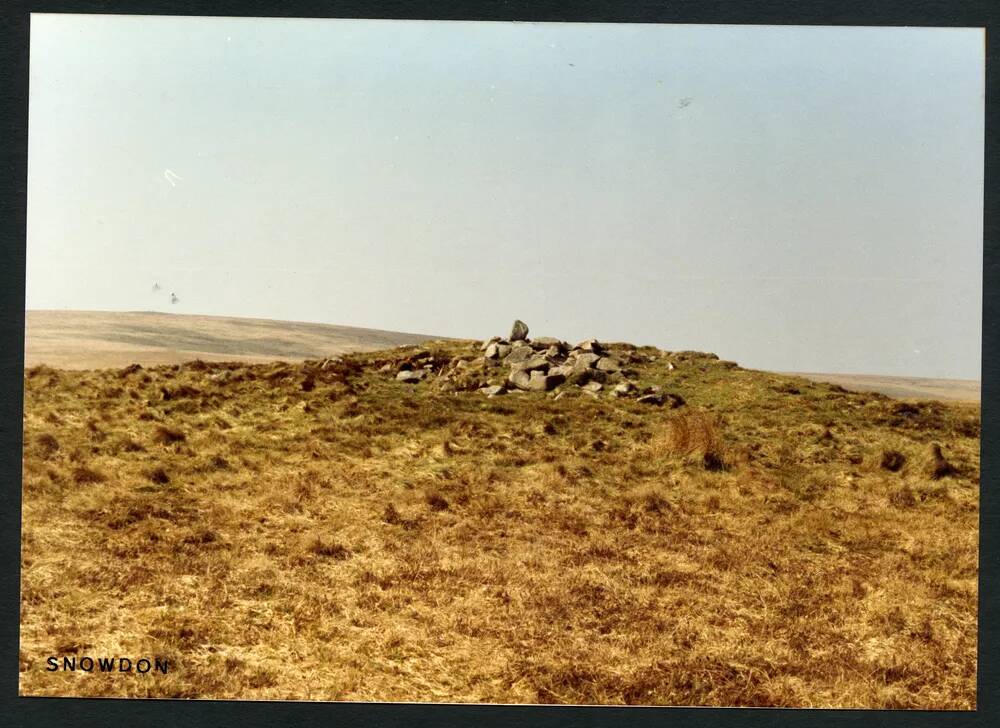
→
(23, 310, 446, 370)
(783, 372, 980, 403)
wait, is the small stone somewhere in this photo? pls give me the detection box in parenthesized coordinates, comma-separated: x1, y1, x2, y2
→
(581, 381, 603, 393)
(613, 381, 636, 397)
(484, 343, 501, 359)
(481, 336, 501, 351)
(575, 339, 605, 355)
(396, 370, 428, 384)
(480, 385, 506, 397)
(510, 319, 529, 341)
(637, 393, 665, 406)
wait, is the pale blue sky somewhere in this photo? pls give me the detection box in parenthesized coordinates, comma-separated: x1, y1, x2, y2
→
(27, 15, 984, 378)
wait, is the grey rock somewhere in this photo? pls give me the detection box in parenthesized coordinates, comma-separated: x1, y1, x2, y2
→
(480, 385, 506, 397)
(507, 368, 533, 391)
(637, 393, 665, 406)
(484, 343, 502, 359)
(531, 336, 564, 349)
(514, 355, 551, 373)
(528, 370, 565, 391)
(504, 345, 535, 365)
(581, 381, 603, 393)
(595, 357, 622, 373)
(613, 381, 636, 396)
(510, 319, 530, 341)
(544, 345, 562, 359)
(573, 352, 602, 369)
(567, 367, 607, 386)
(481, 336, 501, 351)
(496, 344, 512, 359)
(548, 364, 574, 378)
(396, 369, 428, 384)
(574, 339, 605, 355)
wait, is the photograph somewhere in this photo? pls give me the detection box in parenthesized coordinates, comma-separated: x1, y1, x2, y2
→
(19, 14, 983, 708)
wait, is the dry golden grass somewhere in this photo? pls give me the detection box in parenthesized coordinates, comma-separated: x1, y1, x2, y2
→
(19, 343, 979, 706)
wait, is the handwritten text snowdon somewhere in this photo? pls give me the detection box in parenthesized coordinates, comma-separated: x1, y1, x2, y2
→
(46, 656, 169, 674)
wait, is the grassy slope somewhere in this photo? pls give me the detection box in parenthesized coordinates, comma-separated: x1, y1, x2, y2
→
(20, 340, 980, 706)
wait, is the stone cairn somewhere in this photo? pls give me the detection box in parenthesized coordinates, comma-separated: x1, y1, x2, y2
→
(394, 319, 684, 406)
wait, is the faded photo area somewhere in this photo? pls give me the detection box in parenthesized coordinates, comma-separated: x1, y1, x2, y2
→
(21, 14, 982, 707)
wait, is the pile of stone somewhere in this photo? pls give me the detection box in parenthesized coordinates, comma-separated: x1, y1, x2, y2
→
(383, 319, 685, 406)
(458, 320, 683, 406)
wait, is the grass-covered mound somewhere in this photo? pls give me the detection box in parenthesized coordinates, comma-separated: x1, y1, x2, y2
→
(20, 338, 979, 706)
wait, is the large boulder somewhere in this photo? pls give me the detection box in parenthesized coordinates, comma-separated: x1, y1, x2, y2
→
(510, 319, 530, 341)
(485, 342, 513, 360)
(531, 336, 564, 350)
(573, 352, 602, 369)
(567, 366, 607, 386)
(514, 355, 551, 373)
(507, 368, 533, 391)
(504, 345, 535, 365)
(595, 357, 622, 373)
(527, 370, 565, 391)
(548, 364, 574, 378)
